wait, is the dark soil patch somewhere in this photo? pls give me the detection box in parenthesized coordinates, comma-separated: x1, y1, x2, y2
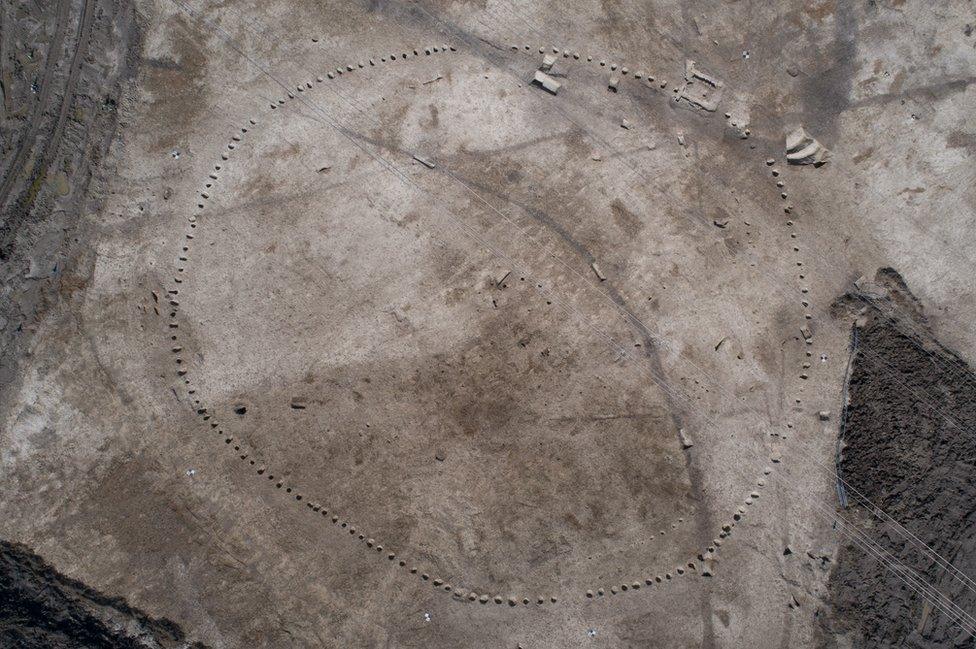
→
(0, 539, 209, 649)
(823, 268, 976, 647)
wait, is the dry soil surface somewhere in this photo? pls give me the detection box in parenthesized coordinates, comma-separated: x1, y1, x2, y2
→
(1, 1, 975, 648)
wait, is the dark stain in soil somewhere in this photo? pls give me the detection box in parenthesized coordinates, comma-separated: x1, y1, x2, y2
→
(822, 268, 976, 647)
(0, 539, 210, 649)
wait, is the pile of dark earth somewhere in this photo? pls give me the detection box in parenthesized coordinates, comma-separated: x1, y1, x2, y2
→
(0, 539, 209, 649)
(822, 268, 976, 648)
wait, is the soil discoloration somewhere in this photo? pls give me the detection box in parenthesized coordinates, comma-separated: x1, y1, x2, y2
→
(823, 269, 976, 647)
(0, 0, 138, 396)
(2, 1, 975, 646)
(0, 539, 209, 649)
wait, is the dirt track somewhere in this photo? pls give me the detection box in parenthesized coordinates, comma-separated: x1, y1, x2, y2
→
(0, 0, 137, 390)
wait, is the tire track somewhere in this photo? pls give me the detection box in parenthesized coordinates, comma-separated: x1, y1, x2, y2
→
(0, 0, 70, 214)
(37, 0, 97, 193)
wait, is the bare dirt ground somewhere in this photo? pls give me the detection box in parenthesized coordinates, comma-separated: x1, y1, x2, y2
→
(1, 1, 975, 647)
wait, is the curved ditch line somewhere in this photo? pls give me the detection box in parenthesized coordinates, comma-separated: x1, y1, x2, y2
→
(159, 42, 809, 607)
